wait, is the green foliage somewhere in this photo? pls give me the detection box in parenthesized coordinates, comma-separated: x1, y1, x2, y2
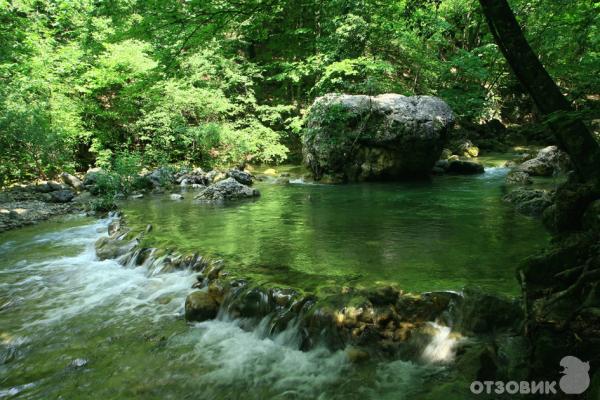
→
(89, 195, 119, 212)
(314, 58, 401, 96)
(0, 0, 597, 186)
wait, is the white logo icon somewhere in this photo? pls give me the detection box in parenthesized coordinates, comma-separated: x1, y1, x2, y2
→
(559, 356, 590, 395)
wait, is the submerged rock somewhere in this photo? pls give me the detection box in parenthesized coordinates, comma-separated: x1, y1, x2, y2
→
(169, 193, 184, 201)
(184, 291, 219, 322)
(194, 178, 259, 201)
(303, 93, 454, 182)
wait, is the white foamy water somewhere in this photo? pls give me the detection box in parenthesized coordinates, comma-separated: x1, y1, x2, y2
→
(0, 217, 447, 399)
(421, 322, 462, 364)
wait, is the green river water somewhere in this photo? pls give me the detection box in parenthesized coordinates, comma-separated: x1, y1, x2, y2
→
(0, 163, 550, 399)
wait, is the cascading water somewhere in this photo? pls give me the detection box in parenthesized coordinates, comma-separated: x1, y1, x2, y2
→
(0, 216, 452, 399)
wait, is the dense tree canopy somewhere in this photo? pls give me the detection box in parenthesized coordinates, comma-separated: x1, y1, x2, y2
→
(1, 0, 598, 186)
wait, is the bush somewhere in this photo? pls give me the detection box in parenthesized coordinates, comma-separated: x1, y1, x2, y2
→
(89, 195, 118, 212)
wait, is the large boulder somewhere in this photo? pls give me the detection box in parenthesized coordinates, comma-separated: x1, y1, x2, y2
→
(302, 94, 454, 182)
(194, 178, 259, 201)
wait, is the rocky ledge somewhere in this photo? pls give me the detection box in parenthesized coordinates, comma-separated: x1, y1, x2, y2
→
(97, 217, 526, 373)
(0, 173, 87, 233)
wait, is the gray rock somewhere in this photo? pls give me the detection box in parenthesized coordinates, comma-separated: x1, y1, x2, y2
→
(227, 169, 253, 185)
(446, 160, 484, 174)
(50, 189, 75, 203)
(48, 181, 68, 191)
(194, 178, 259, 201)
(72, 191, 92, 204)
(34, 182, 55, 193)
(170, 193, 184, 200)
(145, 168, 174, 188)
(302, 93, 454, 181)
(176, 168, 208, 186)
(505, 171, 532, 185)
(60, 172, 83, 190)
(517, 145, 570, 176)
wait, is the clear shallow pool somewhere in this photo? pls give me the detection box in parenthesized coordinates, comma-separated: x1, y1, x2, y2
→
(121, 166, 549, 295)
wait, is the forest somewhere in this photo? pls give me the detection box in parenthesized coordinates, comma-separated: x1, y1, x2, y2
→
(1, 0, 597, 184)
(0, 0, 599, 399)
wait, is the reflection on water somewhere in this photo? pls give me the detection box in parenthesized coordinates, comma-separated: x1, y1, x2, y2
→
(122, 168, 548, 294)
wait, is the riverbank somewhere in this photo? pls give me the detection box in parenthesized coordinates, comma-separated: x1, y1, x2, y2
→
(0, 182, 88, 233)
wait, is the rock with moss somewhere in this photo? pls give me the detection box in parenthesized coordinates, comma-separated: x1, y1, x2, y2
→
(505, 170, 532, 185)
(503, 188, 552, 216)
(302, 94, 454, 182)
(450, 139, 479, 158)
(184, 290, 219, 322)
(95, 236, 134, 260)
(194, 178, 259, 201)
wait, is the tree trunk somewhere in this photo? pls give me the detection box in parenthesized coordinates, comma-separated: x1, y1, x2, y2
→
(478, 0, 600, 186)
